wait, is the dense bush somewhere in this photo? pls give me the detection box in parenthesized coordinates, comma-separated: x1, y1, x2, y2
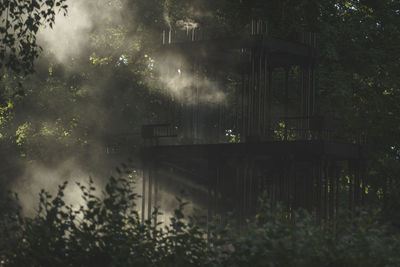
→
(1, 175, 399, 267)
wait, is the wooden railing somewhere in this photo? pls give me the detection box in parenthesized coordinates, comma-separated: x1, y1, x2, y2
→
(141, 124, 178, 139)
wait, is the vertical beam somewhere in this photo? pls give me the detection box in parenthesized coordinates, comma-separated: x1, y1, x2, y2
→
(247, 161, 253, 215)
(307, 162, 313, 213)
(258, 49, 263, 136)
(249, 47, 256, 136)
(215, 165, 221, 220)
(207, 175, 211, 240)
(142, 167, 146, 222)
(147, 166, 153, 220)
(241, 65, 246, 140)
(317, 159, 322, 223)
(240, 163, 245, 230)
(242, 161, 248, 219)
(323, 158, 328, 221)
(272, 168, 276, 205)
(262, 53, 268, 136)
(284, 68, 289, 140)
(348, 161, 354, 216)
(286, 158, 291, 215)
(361, 159, 367, 206)
(354, 160, 360, 208)
(218, 101, 222, 142)
(235, 63, 241, 137)
(191, 62, 196, 143)
(235, 162, 241, 228)
(300, 65, 304, 128)
(310, 66, 315, 116)
(268, 68, 272, 138)
(154, 162, 159, 226)
(242, 70, 247, 140)
(335, 162, 340, 219)
(279, 161, 284, 202)
(310, 33, 317, 116)
(247, 56, 252, 138)
(194, 60, 199, 142)
(329, 162, 334, 221)
(207, 156, 215, 238)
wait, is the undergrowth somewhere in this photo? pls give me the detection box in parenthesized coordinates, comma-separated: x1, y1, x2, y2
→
(0, 171, 399, 267)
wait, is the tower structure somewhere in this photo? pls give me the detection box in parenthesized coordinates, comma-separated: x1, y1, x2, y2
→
(140, 22, 367, 224)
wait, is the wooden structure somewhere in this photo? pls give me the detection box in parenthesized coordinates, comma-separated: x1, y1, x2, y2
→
(140, 22, 367, 224)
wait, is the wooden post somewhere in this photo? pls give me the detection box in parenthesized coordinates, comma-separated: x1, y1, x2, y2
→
(142, 167, 146, 222)
(284, 68, 289, 140)
(147, 167, 152, 220)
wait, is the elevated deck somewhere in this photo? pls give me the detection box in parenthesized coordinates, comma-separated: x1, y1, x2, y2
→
(163, 35, 314, 52)
(143, 140, 366, 162)
(159, 35, 317, 68)
(140, 140, 367, 224)
(139, 28, 366, 223)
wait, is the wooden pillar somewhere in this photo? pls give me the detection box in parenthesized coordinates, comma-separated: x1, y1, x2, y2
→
(284, 68, 289, 140)
(241, 70, 246, 140)
(154, 161, 159, 226)
(317, 159, 322, 223)
(142, 167, 146, 222)
(360, 159, 367, 206)
(267, 68, 273, 138)
(335, 162, 340, 220)
(147, 165, 153, 220)
(328, 161, 335, 221)
(323, 158, 328, 221)
(348, 161, 355, 216)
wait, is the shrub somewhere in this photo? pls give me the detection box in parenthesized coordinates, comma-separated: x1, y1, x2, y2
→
(1, 175, 399, 266)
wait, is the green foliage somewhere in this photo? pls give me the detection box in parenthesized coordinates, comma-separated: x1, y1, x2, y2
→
(0, 1, 400, 264)
(0, 0, 68, 75)
(212, 204, 400, 267)
(1, 176, 399, 267)
(0, 176, 208, 266)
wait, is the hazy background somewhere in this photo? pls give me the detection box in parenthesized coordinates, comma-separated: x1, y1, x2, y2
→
(1, 0, 225, 217)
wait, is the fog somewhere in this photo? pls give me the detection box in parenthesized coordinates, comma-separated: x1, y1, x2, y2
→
(11, 159, 100, 216)
(1, 0, 222, 222)
(38, 0, 127, 63)
(155, 53, 227, 105)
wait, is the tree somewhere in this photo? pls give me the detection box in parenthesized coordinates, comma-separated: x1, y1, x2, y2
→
(0, 0, 399, 228)
(0, 0, 68, 75)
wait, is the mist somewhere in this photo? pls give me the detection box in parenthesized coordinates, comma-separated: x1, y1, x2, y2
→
(1, 0, 136, 216)
(155, 53, 227, 105)
(0, 0, 226, 222)
(37, 0, 127, 63)
(11, 159, 101, 216)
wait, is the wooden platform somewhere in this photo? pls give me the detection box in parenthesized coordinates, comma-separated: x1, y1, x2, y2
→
(142, 140, 366, 163)
(140, 140, 367, 224)
(158, 35, 317, 68)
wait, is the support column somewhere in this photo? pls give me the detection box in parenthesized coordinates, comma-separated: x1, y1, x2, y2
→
(267, 68, 273, 138)
(284, 68, 289, 140)
(323, 157, 328, 221)
(141, 167, 146, 222)
(147, 166, 153, 220)
(154, 161, 159, 226)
